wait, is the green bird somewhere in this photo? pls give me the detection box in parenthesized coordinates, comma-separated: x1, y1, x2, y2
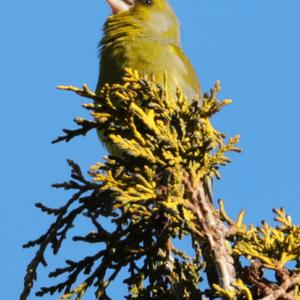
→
(97, 0, 201, 101)
(97, 0, 212, 199)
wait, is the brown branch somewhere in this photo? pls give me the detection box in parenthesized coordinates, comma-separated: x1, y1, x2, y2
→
(257, 273, 300, 300)
(183, 172, 236, 296)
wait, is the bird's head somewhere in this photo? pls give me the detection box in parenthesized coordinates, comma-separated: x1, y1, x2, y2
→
(105, 0, 179, 40)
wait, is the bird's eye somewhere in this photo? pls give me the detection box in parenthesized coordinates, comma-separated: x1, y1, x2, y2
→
(144, 0, 152, 5)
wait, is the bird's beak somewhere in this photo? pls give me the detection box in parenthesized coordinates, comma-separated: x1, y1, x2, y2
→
(106, 0, 134, 14)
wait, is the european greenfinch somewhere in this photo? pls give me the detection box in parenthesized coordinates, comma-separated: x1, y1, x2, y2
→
(97, 0, 212, 199)
(97, 0, 202, 101)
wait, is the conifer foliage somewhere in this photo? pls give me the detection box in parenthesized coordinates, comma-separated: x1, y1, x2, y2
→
(21, 70, 300, 300)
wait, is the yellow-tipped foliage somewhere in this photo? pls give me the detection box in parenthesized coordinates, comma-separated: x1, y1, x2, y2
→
(21, 69, 300, 300)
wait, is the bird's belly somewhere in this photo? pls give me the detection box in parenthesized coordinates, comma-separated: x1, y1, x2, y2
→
(128, 45, 199, 100)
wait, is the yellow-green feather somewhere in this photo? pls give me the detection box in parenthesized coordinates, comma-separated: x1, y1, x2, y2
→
(97, 0, 202, 101)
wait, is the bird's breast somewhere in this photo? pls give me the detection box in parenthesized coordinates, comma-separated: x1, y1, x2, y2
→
(98, 38, 201, 101)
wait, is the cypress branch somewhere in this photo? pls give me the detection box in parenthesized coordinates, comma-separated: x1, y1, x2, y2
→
(21, 69, 300, 300)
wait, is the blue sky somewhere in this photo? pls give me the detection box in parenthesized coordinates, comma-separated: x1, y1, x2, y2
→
(1, 1, 300, 299)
